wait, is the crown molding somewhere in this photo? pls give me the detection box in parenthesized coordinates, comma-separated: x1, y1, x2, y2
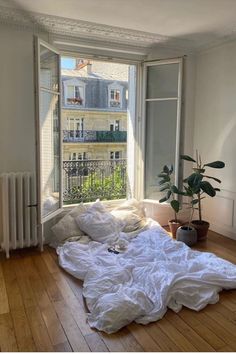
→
(0, 5, 192, 51)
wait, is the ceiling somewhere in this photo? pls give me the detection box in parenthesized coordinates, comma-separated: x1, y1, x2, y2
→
(1, 0, 236, 51)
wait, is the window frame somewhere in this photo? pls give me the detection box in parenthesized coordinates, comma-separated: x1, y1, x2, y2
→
(138, 58, 183, 201)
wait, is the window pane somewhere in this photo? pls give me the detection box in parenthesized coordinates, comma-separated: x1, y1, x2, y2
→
(40, 91, 60, 217)
(145, 100, 177, 200)
(146, 64, 179, 99)
(40, 46, 59, 91)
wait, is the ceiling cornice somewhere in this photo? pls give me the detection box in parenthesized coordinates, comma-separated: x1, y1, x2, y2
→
(0, 5, 193, 51)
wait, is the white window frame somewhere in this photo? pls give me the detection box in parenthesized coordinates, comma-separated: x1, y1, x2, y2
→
(137, 58, 183, 201)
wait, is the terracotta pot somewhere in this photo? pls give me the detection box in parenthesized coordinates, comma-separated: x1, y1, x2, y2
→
(176, 226, 197, 247)
(168, 219, 182, 238)
(191, 220, 209, 241)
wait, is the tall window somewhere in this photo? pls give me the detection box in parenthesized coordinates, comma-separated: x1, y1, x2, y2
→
(143, 59, 182, 200)
(67, 117, 84, 140)
(110, 120, 120, 131)
(67, 85, 84, 105)
(109, 89, 121, 108)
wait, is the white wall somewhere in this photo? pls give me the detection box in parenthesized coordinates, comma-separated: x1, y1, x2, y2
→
(0, 24, 48, 174)
(194, 40, 236, 239)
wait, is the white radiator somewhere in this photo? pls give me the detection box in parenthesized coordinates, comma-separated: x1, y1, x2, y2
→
(0, 172, 41, 258)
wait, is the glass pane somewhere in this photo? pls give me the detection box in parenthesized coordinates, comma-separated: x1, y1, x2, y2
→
(146, 63, 179, 99)
(40, 45, 59, 91)
(145, 100, 177, 200)
(40, 91, 60, 217)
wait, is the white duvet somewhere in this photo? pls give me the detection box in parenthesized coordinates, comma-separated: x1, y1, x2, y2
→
(57, 219, 236, 333)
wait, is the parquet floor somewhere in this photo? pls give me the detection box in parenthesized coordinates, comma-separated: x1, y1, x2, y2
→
(0, 230, 236, 352)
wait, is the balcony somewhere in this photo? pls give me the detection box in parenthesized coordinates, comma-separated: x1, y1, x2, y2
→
(63, 130, 127, 143)
(63, 159, 127, 204)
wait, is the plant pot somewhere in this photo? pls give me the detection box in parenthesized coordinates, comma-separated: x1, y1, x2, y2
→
(168, 219, 182, 238)
(191, 220, 209, 241)
(176, 226, 197, 247)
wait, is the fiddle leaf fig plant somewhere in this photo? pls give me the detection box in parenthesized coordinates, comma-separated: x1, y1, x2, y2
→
(158, 165, 180, 222)
(181, 151, 225, 222)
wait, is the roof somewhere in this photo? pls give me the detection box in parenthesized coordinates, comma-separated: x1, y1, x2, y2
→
(61, 60, 129, 82)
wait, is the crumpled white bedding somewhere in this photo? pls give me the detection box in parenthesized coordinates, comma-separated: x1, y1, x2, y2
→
(57, 219, 236, 334)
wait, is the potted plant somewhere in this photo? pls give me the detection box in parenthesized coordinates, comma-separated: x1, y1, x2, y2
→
(180, 151, 225, 241)
(174, 178, 198, 246)
(158, 165, 181, 237)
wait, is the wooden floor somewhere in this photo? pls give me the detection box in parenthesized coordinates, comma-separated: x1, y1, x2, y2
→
(1, 230, 236, 352)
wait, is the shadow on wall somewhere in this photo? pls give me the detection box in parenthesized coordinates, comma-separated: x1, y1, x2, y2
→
(216, 116, 236, 192)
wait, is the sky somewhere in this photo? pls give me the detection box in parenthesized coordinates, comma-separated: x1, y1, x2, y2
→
(61, 57, 75, 69)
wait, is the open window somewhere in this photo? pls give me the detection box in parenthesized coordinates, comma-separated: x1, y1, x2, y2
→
(35, 38, 62, 226)
(142, 58, 183, 200)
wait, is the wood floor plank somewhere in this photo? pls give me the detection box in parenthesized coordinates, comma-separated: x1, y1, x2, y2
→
(0, 313, 18, 352)
(51, 270, 94, 336)
(178, 308, 225, 350)
(115, 327, 144, 352)
(128, 322, 163, 351)
(85, 333, 109, 352)
(156, 316, 198, 351)
(0, 263, 9, 314)
(99, 332, 127, 352)
(33, 255, 63, 302)
(193, 311, 236, 350)
(2, 261, 36, 352)
(165, 310, 215, 351)
(145, 322, 181, 351)
(53, 300, 91, 352)
(24, 257, 69, 347)
(205, 305, 236, 337)
(53, 341, 73, 352)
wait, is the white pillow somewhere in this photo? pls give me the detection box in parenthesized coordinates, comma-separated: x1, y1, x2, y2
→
(50, 204, 87, 247)
(75, 200, 123, 243)
(110, 199, 146, 233)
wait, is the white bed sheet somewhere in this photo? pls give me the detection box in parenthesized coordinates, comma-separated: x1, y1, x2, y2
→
(57, 219, 236, 333)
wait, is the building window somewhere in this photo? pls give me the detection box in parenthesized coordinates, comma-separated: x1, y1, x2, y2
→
(66, 85, 84, 105)
(109, 89, 121, 108)
(110, 120, 120, 131)
(69, 152, 87, 160)
(110, 151, 121, 160)
(66, 117, 84, 140)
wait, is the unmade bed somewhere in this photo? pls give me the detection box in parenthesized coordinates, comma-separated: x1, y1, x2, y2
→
(56, 214, 236, 334)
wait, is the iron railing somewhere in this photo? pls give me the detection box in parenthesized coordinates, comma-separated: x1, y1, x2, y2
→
(63, 130, 127, 143)
(63, 159, 127, 204)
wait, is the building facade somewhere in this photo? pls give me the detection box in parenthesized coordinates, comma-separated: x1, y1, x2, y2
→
(62, 60, 128, 162)
(61, 60, 129, 203)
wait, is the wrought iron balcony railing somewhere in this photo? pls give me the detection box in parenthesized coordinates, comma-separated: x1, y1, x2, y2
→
(63, 159, 127, 204)
(63, 130, 127, 143)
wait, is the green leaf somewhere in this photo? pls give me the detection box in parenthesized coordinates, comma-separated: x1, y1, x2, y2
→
(157, 173, 168, 178)
(180, 155, 196, 162)
(166, 190, 171, 200)
(163, 165, 169, 173)
(159, 184, 170, 192)
(200, 181, 216, 197)
(202, 175, 221, 183)
(159, 196, 168, 203)
(203, 161, 225, 169)
(169, 164, 174, 174)
(186, 173, 203, 188)
(171, 185, 179, 193)
(158, 178, 169, 185)
(170, 199, 180, 213)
